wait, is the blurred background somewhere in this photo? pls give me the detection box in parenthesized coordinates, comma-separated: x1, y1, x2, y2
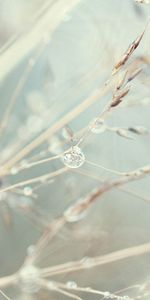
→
(0, 0, 150, 299)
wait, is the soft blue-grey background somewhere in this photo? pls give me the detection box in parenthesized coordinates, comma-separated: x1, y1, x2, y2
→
(0, 0, 150, 299)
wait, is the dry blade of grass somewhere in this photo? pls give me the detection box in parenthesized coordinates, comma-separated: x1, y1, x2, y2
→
(75, 168, 150, 203)
(110, 87, 130, 108)
(0, 167, 68, 195)
(112, 23, 149, 75)
(39, 279, 130, 300)
(20, 163, 150, 266)
(0, 242, 149, 298)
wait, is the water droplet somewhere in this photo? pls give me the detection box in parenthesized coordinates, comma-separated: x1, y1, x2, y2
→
(90, 118, 106, 134)
(62, 146, 85, 168)
(64, 209, 87, 223)
(27, 245, 36, 256)
(104, 291, 111, 299)
(19, 265, 40, 293)
(64, 198, 87, 223)
(80, 256, 94, 268)
(10, 166, 18, 175)
(66, 281, 77, 289)
(23, 186, 33, 196)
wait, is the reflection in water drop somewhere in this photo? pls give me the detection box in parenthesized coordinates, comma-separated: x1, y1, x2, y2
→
(62, 146, 85, 169)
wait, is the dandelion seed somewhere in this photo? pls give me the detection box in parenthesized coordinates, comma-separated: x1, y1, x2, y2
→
(111, 88, 130, 108)
(62, 146, 85, 169)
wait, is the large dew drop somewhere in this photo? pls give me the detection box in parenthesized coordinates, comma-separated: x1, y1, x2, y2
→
(62, 146, 85, 168)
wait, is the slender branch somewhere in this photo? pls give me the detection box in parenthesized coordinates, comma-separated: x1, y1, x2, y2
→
(0, 82, 113, 177)
(23, 164, 150, 265)
(0, 167, 67, 195)
(41, 242, 150, 277)
(0, 274, 17, 289)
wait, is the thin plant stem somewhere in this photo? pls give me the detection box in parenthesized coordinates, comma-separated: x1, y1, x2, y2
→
(0, 167, 68, 195)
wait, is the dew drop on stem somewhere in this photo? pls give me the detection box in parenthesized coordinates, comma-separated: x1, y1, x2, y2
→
(66, 281, 77, 289)
(18, 265, 40, 293)
(23, 186, 33, 196)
